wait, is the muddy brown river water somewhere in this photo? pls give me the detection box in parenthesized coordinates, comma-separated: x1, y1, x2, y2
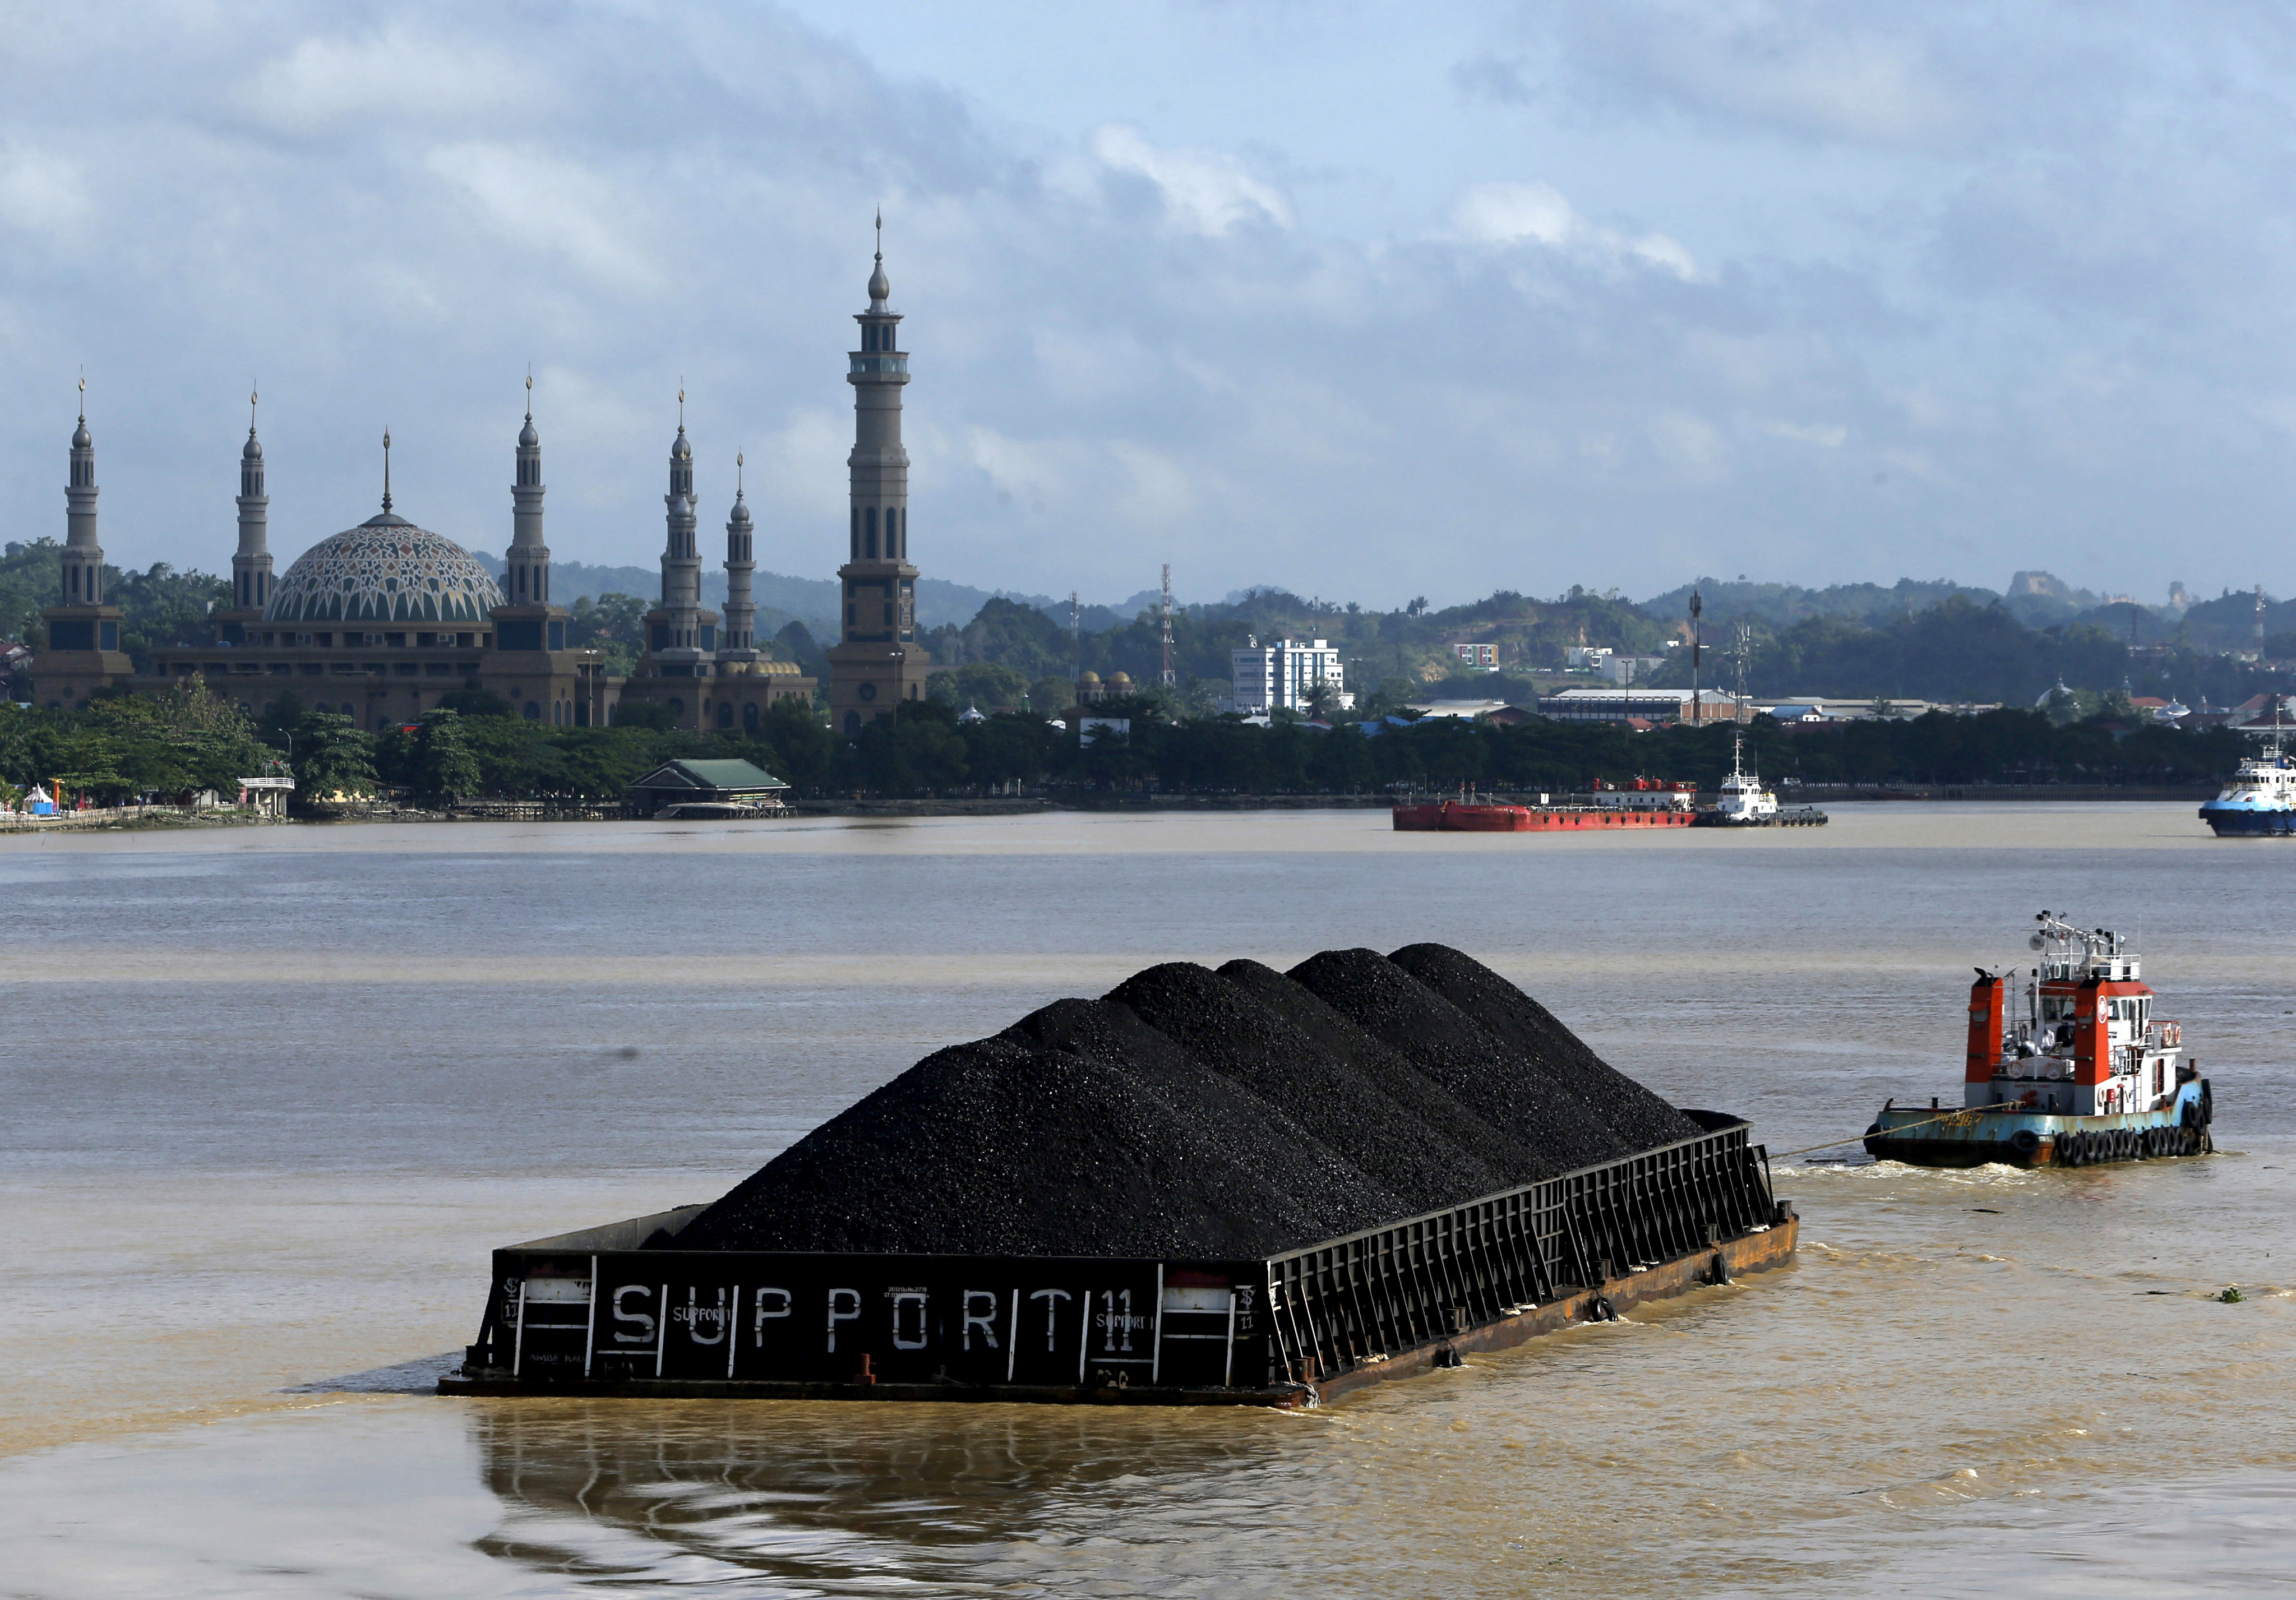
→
(2, 805, 2290, 1595)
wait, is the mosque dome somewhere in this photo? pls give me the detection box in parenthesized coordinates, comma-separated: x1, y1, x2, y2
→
(1077, 671, 1101, 685)
(265, 511, 504, 625)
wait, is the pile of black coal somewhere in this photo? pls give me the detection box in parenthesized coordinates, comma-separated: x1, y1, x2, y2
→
(669, 945, 1703, 1259)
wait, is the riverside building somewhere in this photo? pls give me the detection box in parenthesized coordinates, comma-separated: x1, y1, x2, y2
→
(1229, 637, 1353, 714)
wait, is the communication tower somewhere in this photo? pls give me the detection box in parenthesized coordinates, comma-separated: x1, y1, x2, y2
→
(1688, 586, 1703, 727)
(1161, 563, 1175, 687)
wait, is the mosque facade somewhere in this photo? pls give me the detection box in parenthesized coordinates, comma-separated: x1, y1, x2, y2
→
(27, 246, 929, 736)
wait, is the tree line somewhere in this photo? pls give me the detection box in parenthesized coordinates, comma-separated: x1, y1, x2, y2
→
(0, 678, 2249, 811)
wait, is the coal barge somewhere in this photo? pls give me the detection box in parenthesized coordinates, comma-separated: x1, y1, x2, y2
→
(444, 946, 1795, 1408)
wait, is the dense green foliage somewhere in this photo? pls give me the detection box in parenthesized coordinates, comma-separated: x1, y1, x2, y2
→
(786, 699, 2247, 797)
(1, 538, 230, 671)
(1637, 595, 2275, 709)
(566, 593, 646, 675)
(0, 678, 271, 801)
(0, 672, 2247, 805)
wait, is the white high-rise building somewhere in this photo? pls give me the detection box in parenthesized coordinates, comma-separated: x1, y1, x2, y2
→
(1230, 637, 1353, 714)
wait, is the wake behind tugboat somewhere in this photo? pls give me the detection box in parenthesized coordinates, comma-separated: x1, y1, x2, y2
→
(1865, 912, 2214, 1169)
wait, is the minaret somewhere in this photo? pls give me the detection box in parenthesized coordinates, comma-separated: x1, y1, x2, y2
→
(626, 389, 720, 728)
(827, 218, 927, 734)
(227, 389, 272, 623)
(660, 395, 703, 649)
(61, 381, 103, 607)
(505, 374, 549, 605)
(721, 454, 757, 656)
(487, 380, 574, 664)
(34, 377, 132, 703)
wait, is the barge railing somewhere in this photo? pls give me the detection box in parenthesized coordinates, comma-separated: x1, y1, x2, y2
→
(1262, 1113, 1775, 1381)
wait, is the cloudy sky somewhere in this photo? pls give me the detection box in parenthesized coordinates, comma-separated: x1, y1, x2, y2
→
(4, 1, 2294, 611)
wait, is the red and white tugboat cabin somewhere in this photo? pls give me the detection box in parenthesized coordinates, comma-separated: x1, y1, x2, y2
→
(1865, 913, 2214, 1168)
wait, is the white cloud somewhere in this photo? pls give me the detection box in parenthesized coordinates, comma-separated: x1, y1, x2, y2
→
(1452, 181, 1697, 279)
(238, 25, 545, 135)
(1650, 410, 1727, 479)
(423, 143, 660, 292)
(0, 141, 90, 238)
(1763, 419, 1848, 447)
(1088, 124, 1293, 235)
(0, 1, 2285, 610)
(1541, 1, 1979, 150)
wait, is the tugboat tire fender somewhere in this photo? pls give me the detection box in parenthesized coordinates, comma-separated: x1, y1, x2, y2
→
(2010, 1129, 2041, 1160)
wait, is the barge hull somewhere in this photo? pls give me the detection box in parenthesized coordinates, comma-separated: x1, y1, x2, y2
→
(444, 1115, 1788, 1408)
(440, 1215, 1798, 1408)
(1394, 802, 1694, 833)
(1864, 1080, 2211, 1169)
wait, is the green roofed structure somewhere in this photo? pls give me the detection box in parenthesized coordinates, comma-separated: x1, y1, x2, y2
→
(626, 757, 789, 819)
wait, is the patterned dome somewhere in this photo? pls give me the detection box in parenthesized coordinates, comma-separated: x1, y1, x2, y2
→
(265, 512, 503, 625)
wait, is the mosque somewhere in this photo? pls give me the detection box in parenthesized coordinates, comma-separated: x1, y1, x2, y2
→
(29, 242, 931, 736)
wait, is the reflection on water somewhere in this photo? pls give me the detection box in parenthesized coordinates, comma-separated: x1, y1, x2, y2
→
(471, 1400, 1304, 1593)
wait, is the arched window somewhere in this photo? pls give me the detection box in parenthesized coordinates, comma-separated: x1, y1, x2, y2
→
(844, 710, 862, 735)
(715, 701, 733, 728)
(667, 697, 684, 719)
(341, 702, 354, 716)
(742, 701, 759, 730)
(908, 682, 918, 699)
(524, 700, 542, 720)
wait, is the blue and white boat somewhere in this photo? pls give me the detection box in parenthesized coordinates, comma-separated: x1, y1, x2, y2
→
(2199, 727, 2296, 836)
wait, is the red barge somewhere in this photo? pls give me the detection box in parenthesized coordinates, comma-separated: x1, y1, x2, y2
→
(1394, 779, 1697, 833)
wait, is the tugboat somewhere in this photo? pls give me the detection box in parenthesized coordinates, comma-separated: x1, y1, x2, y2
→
(2199, 719, 2296, 836)
(1865, 912, 2214, 1168)
(1710, 725, 1778, 824)
(1692, 626, 1824, 827)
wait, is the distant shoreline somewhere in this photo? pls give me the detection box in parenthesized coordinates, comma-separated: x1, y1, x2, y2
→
(0, 784, 2219, 833)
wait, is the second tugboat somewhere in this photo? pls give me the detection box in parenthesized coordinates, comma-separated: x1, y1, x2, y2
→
(2199, 721, 2296, 836)
(1694, 722, 1827, 827)
(1865, 912, 2214, 1168)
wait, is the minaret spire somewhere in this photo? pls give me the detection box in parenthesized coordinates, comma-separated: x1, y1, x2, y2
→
(36, 371, 131, 693)
(722, 451, 756, 656)
(658, 391, 701, 649)
(381, 428, 392, 514)
(62, 376, 103, 605)
(230, 384, 273, 616)
(507, 372, 549, 604)
(828, 227, 923, 734)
